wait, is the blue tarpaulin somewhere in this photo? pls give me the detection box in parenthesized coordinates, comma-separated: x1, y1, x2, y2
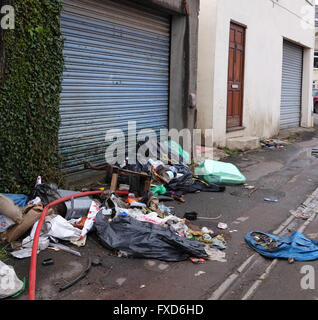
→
(245, 231, 318, 261)
(1, 194, 28, 208)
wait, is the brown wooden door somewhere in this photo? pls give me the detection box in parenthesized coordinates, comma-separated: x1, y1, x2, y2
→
(226, 22, 246, 130)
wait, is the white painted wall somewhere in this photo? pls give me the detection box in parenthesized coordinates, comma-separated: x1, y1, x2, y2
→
(197, 0, 315, 147)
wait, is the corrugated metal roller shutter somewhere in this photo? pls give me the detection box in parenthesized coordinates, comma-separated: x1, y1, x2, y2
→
(59, 0, 170, 173)
(280, 40, 303, 129)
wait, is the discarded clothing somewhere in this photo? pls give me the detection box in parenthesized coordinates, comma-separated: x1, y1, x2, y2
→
(94, 213, 208, 262)
(245, 231, 318, 261)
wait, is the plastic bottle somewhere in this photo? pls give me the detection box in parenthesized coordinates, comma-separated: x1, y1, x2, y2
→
(35, 176, 42, 187)
(126, 193, 137, 204)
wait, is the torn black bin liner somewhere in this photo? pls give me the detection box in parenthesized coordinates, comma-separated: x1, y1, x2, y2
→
(167, 164, 225, 194)
(94, 212, 208, 262)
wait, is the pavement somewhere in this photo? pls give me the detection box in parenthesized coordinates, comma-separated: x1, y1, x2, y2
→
(4, 119, 318, 301)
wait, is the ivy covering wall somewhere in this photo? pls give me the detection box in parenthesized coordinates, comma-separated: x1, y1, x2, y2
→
(0, 0, 65, 194)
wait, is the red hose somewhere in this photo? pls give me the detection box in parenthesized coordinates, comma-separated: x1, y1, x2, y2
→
(28, 191, 104, 300)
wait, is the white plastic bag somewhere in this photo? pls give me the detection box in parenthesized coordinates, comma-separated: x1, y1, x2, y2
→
(0, 261, 24, 299)
(11, 235, 50, 259)
(46, 215, 81, 241)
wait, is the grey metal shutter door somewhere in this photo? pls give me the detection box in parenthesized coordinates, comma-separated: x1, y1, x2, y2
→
(59, 0, 170, 173)
(280, 40, 303, 129)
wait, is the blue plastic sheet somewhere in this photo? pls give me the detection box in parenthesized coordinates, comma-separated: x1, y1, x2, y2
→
(245, 231, 318, 261)
(1, 194, 28, 207)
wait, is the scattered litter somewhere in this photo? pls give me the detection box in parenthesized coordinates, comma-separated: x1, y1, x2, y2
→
(0, 261, 24, 299)
(194, 271, 206, 277)
(71, 236, 87, 247)
(42, 258, 54, 266)
(248, 187, 259, 198)
(49, 242, 81, 257)
(244, 185, 256, 190)
(140, 284, 146, 289)
(201, 227, 214, 235)
(79, 201, 100, 239)
(210, 235, 227, 250)
(260, 139, 287, 150)
(158, 263, 169, 271)
(184, 211, 198, 221)
(59, 190, 92, 220)
(116, 278, 127, 287)
(150, 185, 167, 197)
(0, 140, 238, 298)
(11, 235, 50, 259)
(217, 222, 228, 230)
(264, 198, 278, 203)
(290, 208, 311, 220)
(1, 202, 47, 243)
(288, 257, 295, 264)
(204, 246, 227, 263)
(190, 258, 206, 264)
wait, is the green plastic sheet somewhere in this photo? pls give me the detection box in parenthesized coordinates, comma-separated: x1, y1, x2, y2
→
(150, 185, 167, 196)
(195, 160, 246, 186)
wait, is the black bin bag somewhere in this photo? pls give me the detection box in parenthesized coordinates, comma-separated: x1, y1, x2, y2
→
(94, 212, 208, 262)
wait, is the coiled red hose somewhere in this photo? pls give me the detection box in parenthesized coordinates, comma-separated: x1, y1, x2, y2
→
(28, 191, 104, 300)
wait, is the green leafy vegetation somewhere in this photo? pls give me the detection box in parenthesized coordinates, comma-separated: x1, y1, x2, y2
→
(223, 148, 242, 156)
(0, 0, 65, 194)
(0, 244, 8, 261)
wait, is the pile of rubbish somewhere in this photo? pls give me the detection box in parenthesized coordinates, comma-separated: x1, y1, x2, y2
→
(260, 139, 287, 150)
(0, 140, 248, 298)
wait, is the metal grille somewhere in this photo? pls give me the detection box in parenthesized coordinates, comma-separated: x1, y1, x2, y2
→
(59, 0, 170, 173)
(280, 40, 303, 129)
